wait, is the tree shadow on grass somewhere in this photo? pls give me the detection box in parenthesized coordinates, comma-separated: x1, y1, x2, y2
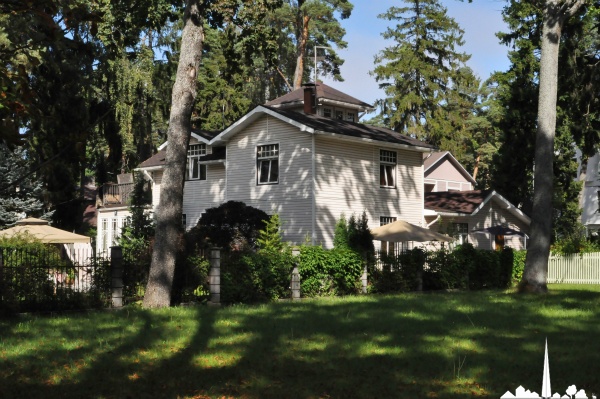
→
(2, 289, 600, 398)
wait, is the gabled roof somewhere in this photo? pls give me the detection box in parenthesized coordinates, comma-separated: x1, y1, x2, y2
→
(138, 147, 226, 170)
(424, 151, 476, 186)
(139, 150, 166, 169)
(265, 82, 374, 112)
(425, 190, 530, 225)
(158, 129, 220, 150)
(211, 105, 436, 152)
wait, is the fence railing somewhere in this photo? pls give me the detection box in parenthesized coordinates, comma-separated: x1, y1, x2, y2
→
(548, 252, 600, 284)
(99, 181, 151, 207)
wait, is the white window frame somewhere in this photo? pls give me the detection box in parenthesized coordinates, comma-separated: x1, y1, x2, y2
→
(453, 223, 469, 244)
(380, 149, 397, 188)
(323, 107, 332, 118)
(346, 112, 355, 122)
(257, 144, 279, 185)
(380, 216, 398, 255)
(187, 144, 207, 181)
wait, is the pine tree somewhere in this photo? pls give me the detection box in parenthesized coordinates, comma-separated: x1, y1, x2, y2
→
(0, 144, 50, 227)
(257, 214, 285, 252)
(371, 0, 472, 148)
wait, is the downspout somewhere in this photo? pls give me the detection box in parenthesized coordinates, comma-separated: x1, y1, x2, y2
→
(312, 134, 316, 245)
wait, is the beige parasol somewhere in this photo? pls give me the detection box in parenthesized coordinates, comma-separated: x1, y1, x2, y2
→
(371, 220, 454, 243)
(0, 218, 91, 244)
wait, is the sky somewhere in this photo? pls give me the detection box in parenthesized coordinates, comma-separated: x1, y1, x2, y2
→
(321, 0, 511, 112)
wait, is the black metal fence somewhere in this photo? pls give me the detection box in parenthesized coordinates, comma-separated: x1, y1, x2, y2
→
(0, 246, 111, 313)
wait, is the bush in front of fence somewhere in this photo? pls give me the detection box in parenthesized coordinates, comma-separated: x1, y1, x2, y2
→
(220, 248, 294, 304)
(370, 248, 426, 293)
(298, 245, 364, 297)
(371, 245, 517, 293)
(1, 234, 111, 314)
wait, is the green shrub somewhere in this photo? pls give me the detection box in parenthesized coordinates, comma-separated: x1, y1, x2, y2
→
(298, 246, 363, 297)
(512, 250, 526, 284)
(370, 248, 426, 293)
(221, 249, 294, 304)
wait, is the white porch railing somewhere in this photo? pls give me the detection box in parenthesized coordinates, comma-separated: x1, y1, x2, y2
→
(548, 252, 600, 284)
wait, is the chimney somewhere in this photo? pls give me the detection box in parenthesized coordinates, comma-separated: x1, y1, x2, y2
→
(303, 84, 316, 114)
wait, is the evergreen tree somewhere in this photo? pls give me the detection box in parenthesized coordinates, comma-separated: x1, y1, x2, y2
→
(333, 213, 350, 249)
(0, 144, 51, 227)
(257, 214, 285, 252)
(371, 0, 473, 149)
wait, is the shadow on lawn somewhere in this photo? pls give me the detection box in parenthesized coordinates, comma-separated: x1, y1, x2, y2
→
(2, 289, 600, 398)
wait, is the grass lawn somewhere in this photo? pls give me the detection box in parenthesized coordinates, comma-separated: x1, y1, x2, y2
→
(2, 285, 600, 398)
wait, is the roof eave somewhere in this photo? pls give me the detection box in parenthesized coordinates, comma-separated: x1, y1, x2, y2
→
(314, 130, 434, 153)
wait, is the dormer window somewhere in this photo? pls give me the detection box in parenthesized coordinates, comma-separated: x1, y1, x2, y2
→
(335, 110, 343, 120)
(323, 108, 332, 118)
(187, 144, 207, 180)
(346, 112, 355, 122)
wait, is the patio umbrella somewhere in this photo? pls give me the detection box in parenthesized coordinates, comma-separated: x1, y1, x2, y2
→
(0, 218, 91, 244)
(371, 220, 454, 242)
(471, 225, 527, 237)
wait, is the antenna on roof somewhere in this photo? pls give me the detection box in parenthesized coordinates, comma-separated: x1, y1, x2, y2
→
(314, 46, 332, 85)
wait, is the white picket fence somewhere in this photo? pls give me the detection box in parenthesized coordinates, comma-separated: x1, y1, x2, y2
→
(548, 252, 600, 284)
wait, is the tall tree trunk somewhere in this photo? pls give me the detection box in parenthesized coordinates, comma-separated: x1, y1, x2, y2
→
(293, 13, 310, 90)
(519, 0, 584, 293)
(143, 0, 204, 308)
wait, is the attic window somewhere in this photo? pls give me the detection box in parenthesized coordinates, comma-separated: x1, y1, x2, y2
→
(346, 112, 355, 122)
(335, 110, 344, 120)
(187, 144, 207, 180)
(380, 150, 397, 188)
(323, 108, 332, 118)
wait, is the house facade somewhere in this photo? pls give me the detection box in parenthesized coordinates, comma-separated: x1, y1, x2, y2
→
(96, 83, 435, 254)
(580, 152, 600, 237)
(96, 83, 530, 254)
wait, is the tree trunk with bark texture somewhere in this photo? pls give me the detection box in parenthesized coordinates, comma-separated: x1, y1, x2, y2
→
(143, 1, 204, 308)
(293, 13, 310, 90)
(519, 0, 584, 293)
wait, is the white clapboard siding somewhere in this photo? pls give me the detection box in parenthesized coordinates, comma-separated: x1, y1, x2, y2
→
(225, 115, 313, 245)
(548, 253, 600, 284)
(314, 136, 424, 247)
(182, 163, 226, 229)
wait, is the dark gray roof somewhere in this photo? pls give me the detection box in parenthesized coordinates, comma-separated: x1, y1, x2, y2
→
(425, 190, 492, 214)
(265, 82, 373, 110)
(192, 129, 221, 141)
(264, 106, 435, 149)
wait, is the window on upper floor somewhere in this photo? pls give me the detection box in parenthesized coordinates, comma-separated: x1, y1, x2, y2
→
(187, 144, 207, 180)
(323, 107, 332, 118)
(346, 112, 355, 122)
(257, 144, 279, 184)
(380, 150, 397, 188)
(335, 110, 344, 120)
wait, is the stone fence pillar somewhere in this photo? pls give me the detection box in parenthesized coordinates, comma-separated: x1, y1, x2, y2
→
(361, 264, 368, 294)
(291, 248, 301, 300)
(110, 246, 123, 308)
(209, 248, 221, 305)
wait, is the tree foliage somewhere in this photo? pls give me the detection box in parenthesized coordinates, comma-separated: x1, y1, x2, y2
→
(0, 144, 51, 227)
(371, 0, 475, 150)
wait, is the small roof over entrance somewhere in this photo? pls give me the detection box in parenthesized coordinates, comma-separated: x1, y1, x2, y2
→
(0, 218, 91, 244)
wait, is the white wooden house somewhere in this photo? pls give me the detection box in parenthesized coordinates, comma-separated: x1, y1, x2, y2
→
(96, 83, 436, 254)
(96, 83, 530, 254)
